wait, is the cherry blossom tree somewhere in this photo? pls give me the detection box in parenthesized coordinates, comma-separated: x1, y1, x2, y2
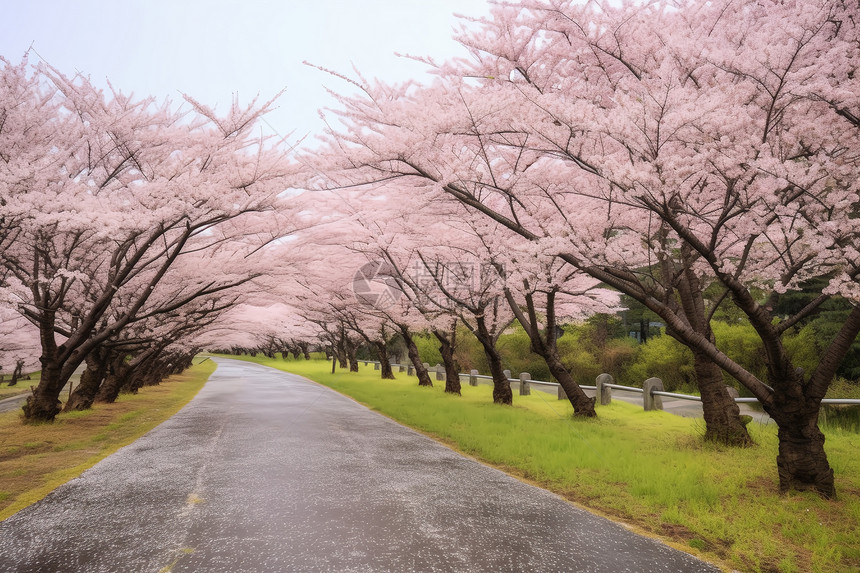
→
(311, 184, 471, 391)
(311, 0, 859, 495)
(440, 0, 859, 496)
(0, 307, 40, 385)
(0, 59, 295, 421)
(64, 287, 236, 411)
(495, 244, 618, 416)
(200, 302, 322, 359)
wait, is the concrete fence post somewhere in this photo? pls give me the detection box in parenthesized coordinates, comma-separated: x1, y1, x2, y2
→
(519, 372, 531, 396)
(374, 362, 380, 371)
(596, 373, 613, 406)
(725, 386, 740, 400)
(469, 369, 478, 386)
(503, 369, 511, 380)
(643, 377, 665, 411)
(398, 364, 406, 373)
(435, 364, 446, 381)
(408, 364, 414, 376)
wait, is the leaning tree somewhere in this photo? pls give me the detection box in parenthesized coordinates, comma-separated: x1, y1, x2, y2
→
(311, 0, 860, 495)
(0, 60, 295, 421)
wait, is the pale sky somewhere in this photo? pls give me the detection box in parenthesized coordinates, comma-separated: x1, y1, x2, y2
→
(1, 0, 491, 144)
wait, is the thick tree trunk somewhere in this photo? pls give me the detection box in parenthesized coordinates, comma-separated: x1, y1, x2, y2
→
(22, 362, 64, 422)
(299, 343, 310, 360)
(345, 340, 359, 373)
(402, 329, 433, 387)
(95, 355, 129, 404)
(123, 370, 145, 394)
(502, 287, 587, 411)
(434, 329, 461, 395)
(544, 349, 596, 417)
(775, 420, 834, 498)
(374, 341, 396, 380)
(23, 311, 72, 422)
(8, 360, 24, 387)
(672, 261, 752, 446)
(474, 315, 512, 405)
(483, 344, 512, 405)
(335, 336, 348, 369)
(764, 385, 835, 497)
(693, 349, 753, 446)
(64, 351, 107, 412)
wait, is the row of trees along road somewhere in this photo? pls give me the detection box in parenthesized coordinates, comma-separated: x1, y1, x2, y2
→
(305, 0, 860, 498)
(2, 0, 858, 500)
(0, 57, 300, 422)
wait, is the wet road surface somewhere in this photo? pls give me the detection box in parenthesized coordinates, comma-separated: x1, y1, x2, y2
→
(0, 358, 718, 572)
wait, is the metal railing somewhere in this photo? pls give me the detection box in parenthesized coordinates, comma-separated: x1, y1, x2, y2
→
(360, 360, 860, 410)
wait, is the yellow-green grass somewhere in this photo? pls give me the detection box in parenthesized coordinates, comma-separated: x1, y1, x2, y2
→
(0, 384, 30, 400)
(0, 359, 215, 520)
(0, 372, 40, 400)
(227, 355, 860, 573)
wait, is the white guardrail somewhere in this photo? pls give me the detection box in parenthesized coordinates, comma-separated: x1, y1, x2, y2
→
(360, 360, 860, 411)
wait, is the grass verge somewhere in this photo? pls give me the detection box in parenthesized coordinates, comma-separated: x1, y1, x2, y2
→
(227, 355, 860, 573)
(0, 359, 215, 520)
(0, 385, 30, 400)
(0, 373, 40, 400)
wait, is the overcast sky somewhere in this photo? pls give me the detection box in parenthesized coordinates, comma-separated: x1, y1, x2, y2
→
(1, 0, 491, 144)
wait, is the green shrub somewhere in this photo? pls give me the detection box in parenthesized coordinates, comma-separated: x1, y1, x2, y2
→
(557, 335, 601, 385)
(600, 338, 638, 379)
(413, 333, 442, 366)
(497, 325, 551, 380)
(782, 323, 822, 377)
(711, 322, 822, 393)
(453, 326, 489, 373)
(623, 333, 696, 392)
(826, 377, 860, 399)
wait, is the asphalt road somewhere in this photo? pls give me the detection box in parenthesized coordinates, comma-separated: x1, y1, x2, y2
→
(0, 358, 718, 572)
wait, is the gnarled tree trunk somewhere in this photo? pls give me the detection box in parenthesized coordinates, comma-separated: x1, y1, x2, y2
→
(373, 340, 396, 380)
(503, 287, 593, 415)
(22, 362, 63, 422)
(674, 258, 752, 446)
(401, 328, 434, 387)
(693, 349, 753, 446)
(475, 315, 512, 405)
(545, 348, 596, 417)
(774, 412, 833, 497)
(434, 326, 461, 395)
(95, 353, 130, 404)
(64, 349, 108, 412)
(23, 311, 69, 421)
(8, 359, 24, 387)
(763, 369, 836, 497)
(344, 338, 359, 373)
(335, 334, 348, 369)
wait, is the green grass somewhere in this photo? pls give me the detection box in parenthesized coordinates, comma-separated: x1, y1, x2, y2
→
(0, 372, 39, 399)
(0, 359, 215, 520)
(225, 355, 860, 573)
